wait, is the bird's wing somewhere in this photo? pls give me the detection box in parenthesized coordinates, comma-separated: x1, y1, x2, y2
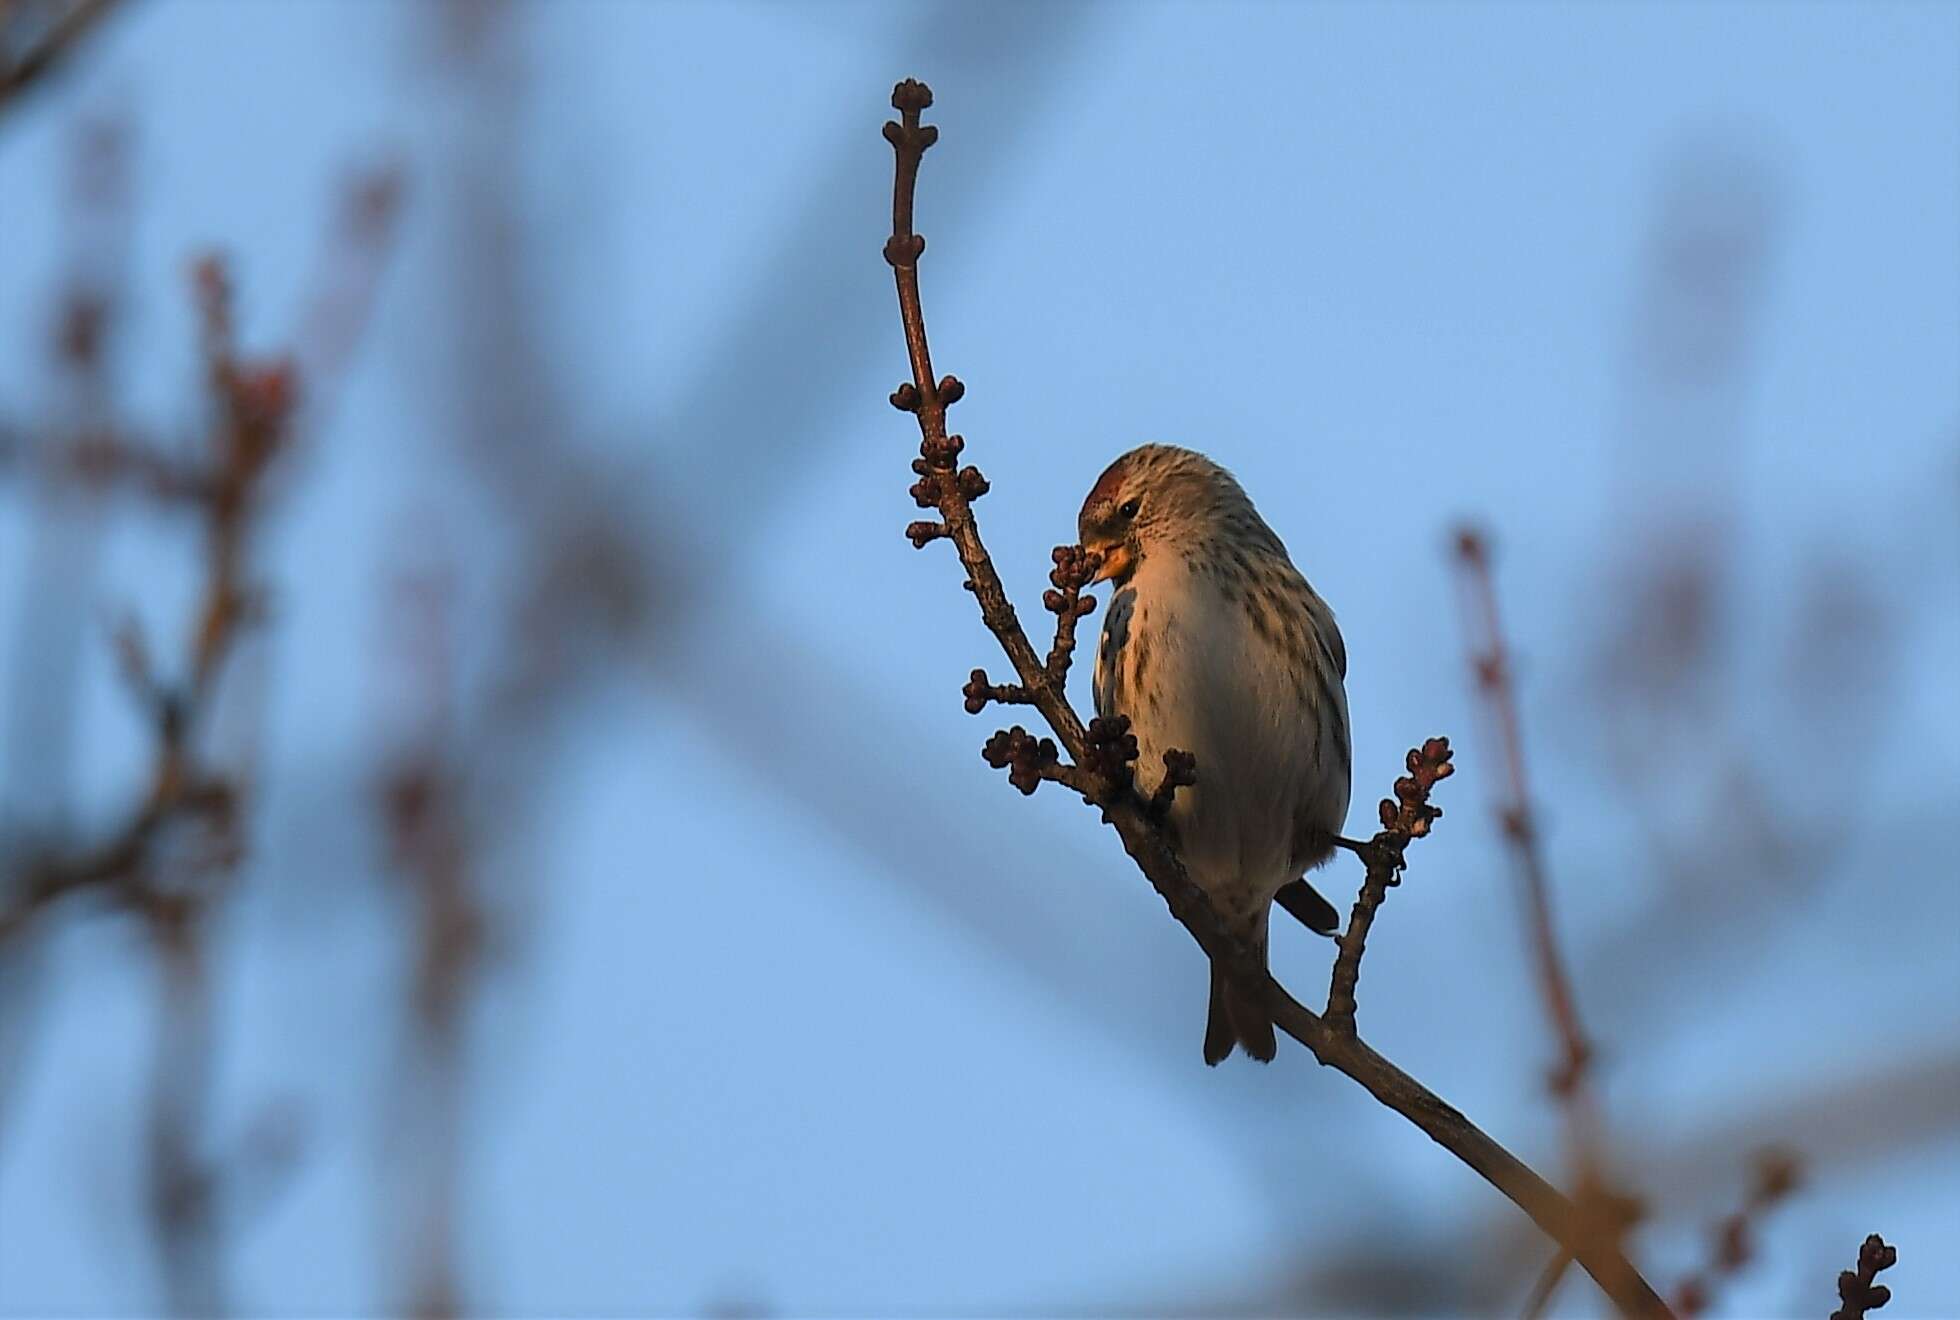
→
(1092, 586, 1136, 718)
(1310, 595, 1347, 681)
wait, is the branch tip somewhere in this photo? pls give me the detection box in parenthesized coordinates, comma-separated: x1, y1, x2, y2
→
(963, 668, 1032, 714)
(1327, 735, 1455, 1033)
(981, 725, 1059, 796)
(1831, 1234, 1897, 1320)
(1147, 749, 1197, 821)
(891, 78, 933, 113)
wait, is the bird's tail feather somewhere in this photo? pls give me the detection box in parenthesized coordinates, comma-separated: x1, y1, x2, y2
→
(1276, 878, 1340, 935)
(1203, 916, 1277, 1065)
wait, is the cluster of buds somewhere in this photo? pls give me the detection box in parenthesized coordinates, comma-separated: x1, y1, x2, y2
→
(961, 668, 1031, 714)
(981, 725, 1058, 796)
(882, 79, 938, 168)
(190, 254, 300, 502)
(1042, 543, 1100, 678)
(1378, 736, 1454, 838)
(896, 375, 986, 550)
(1832, 1235, 1897, 1320)
(1043, 543, 1101, 615)
(1147, 749, 1198, 821)
(1081, 714, 1140, 790)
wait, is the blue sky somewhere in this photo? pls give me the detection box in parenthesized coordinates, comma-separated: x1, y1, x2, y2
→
(2, 1, 1957, 1314)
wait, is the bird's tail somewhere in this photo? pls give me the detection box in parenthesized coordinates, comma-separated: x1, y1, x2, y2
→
(1203, 916, 1276, 1065)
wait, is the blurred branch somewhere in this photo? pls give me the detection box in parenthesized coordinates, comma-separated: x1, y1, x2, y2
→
(375, 555, 480, 1320)
(145, 904, 223, 1319)
(882, 77, 1667, 1320)
(0, 110, 128, 1168)
(1453, 530, 1597, 1104)
(0, 0, 118, 114)
(0, 255, 288, 942)
(1670, 1149, 1800, 1317)
(1453, 526, 1644, 1315)
(1, 140, 400, 1309)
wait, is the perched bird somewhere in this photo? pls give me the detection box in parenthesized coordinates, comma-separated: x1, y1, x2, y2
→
(1079, 444, 1351, 1064)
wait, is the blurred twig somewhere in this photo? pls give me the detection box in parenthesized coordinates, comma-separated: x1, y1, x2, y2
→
(1453, 526, 1644, 1316)
(0, 0, 117, 114)
(883, 77, 1668, 1319)
(1670, 1149, 1801, 1317)
(375, 553, 479, 1320)
(0, 255, 286, 943)
(145, 902, 223, 1318)
(1, 138, 401, 1312)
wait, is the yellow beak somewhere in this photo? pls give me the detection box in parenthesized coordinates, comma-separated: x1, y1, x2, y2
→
(1088, 543, 1134, 585)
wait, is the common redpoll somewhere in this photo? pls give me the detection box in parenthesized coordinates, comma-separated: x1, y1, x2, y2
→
(1079, 445, 1351, 1064)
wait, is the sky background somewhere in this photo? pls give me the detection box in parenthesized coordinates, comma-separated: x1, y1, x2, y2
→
(1, 1, 1957, 1315)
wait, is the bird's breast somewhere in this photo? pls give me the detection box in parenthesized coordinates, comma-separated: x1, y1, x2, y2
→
(1096, 564, 1351, 898)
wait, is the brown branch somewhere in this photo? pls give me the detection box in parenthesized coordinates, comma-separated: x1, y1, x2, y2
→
(882, 78, 1669, 1319)
(1670, 1149, 1801, 1317)
(0, 175, 400, 939)
(1325, 737, 1453, 1033)
(1830, 1234, 1897, 1320)
(375, 557, 480, 1320)
(1452, 528, 1596, 1101)
(1451, 527, 1653, 1314)
(145, 903, 224, 1319)
(0, 0, 120, 113)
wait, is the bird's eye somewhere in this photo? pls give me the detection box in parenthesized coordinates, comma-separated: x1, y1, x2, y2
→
(1119, 498, 1141, 519)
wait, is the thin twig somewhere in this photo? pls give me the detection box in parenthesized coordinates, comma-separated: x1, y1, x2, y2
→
(1325, 737, 1452, 1033)
(0, 0, 120, 113)
(1453, 527, 1648, 1312)
(1670, 1149, 1801, 1317)
(376, 557, 480, 1320)
(0, 165, 397, 940)
(1830, 1234, 1897, 1320)
(1521, 1246, 1575, 1320)
(1452, 529, 1595, 1101)
(882, 79, 1669, 1319)
(145, 904, 223, 1319)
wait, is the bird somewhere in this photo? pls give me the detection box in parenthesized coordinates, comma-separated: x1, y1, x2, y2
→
(1078, 444, 1351, 1065)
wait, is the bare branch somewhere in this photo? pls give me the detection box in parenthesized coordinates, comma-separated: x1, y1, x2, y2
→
(0, 0, 119, 114)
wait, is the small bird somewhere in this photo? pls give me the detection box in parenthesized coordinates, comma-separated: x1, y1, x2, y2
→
(1078, 444, 1351, 1064)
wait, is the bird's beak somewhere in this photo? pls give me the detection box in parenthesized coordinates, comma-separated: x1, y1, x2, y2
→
(1088, 542, 1134, 585)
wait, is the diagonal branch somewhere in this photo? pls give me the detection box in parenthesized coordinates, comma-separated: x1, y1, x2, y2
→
(881, 78, 1669, 1319)
(1453, 527, 1642, 1314)
(0, 0, 119, 113)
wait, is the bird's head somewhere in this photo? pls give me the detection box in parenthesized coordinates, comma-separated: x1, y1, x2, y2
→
(1077, 444, 1251, 586)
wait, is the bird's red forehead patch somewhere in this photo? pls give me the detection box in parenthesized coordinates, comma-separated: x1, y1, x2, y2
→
(1083, 456, 1132, 512)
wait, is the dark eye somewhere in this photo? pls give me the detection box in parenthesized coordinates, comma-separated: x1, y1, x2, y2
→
(1119, 498, 1140, 519)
